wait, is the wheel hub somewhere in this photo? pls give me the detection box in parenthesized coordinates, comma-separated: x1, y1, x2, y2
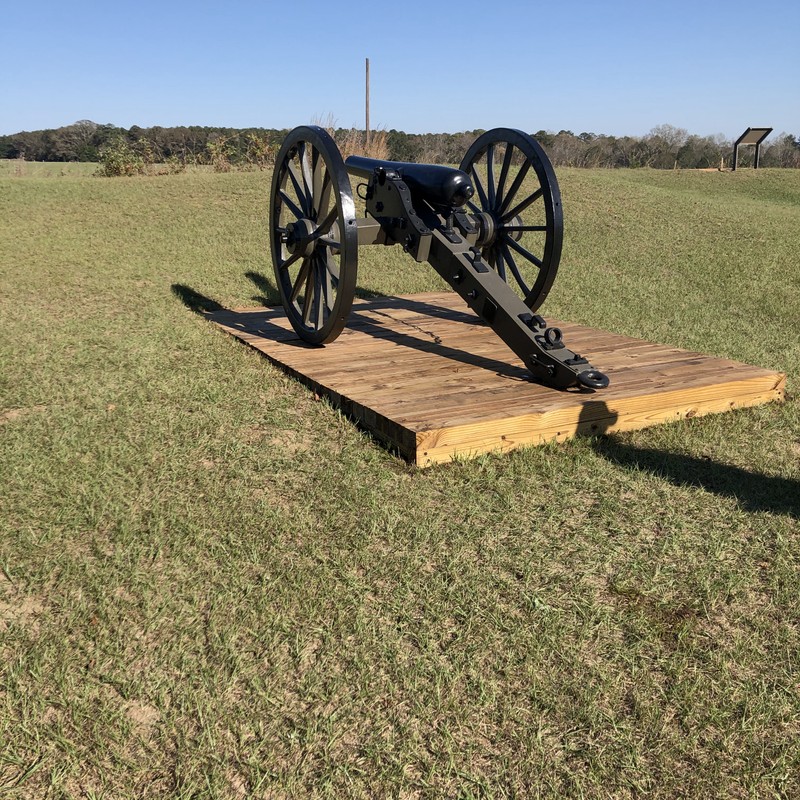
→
(285, 218, 317, 257)
(475, 212, 497, 247)
(474, 212, 523, 246)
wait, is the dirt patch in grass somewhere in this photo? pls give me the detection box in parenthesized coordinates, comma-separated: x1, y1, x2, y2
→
(124, 700, 161, 737)
(0, 405, 47, 425)
(268, 431, 309, 456)
(0, 572, 45, 632)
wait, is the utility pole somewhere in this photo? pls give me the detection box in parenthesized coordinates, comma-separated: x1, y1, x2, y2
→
(365, 57, 371, 149)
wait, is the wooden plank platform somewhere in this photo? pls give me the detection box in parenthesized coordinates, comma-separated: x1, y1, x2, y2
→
(206, 292, 785, 466)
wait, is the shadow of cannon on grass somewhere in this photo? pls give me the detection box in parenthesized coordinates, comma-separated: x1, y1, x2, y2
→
(591, 437, 799, 519)
(171, 284, 223, 314)
(244, 271, 278, 306)
(575, 401, 798, 517)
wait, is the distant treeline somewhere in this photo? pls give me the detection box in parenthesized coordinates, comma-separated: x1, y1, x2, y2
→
(2, 120, 799, 169)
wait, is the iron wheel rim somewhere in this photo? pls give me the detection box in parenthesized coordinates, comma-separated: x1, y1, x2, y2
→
(270, 125, 358, 344)
(460, 128, 563, 312)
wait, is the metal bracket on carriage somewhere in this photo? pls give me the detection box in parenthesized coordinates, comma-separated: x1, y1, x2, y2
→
(517, 314, 609, 390)
(451, 209, 478, 238)
(358, 166, 433, 262)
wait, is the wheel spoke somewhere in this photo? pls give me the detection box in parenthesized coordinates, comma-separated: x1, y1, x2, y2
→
(487, 144, 496, 208)
(496, 144, 514, 205)
(279, 251, 302, 272)
(319, 253, 334, 311)
(299, 142, 314, 208)
(498, 160, 531, 216)
(312, 147, 323, 205)
(278, 188, 305, 221)
(316, 169, 332, 221)
(470, 166, 489, 211)
(493, 245, 508, 281)
(324, 250, 340, 284)
(290, 258, 311, 303)
(501, 187, 544, 223)
(499, 241, 531, 292)
(504, 235, 544, 269)
(287, 160, 311, 216)
(318, 236, 340, 249)
(301, 266, 314, 324)
(312, 262, 324, 328)
(316, 205, 338, 235)
(502, 224, 548, 232)
(466, 199, 481, 216)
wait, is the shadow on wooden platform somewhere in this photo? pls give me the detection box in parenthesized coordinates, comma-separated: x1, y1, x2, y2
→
(200, 291, 785, 467)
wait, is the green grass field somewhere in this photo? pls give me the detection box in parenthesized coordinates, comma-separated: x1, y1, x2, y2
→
(1, 163, 798, 799)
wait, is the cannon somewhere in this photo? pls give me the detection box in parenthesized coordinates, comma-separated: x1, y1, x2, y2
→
(269, 126, 609, 391)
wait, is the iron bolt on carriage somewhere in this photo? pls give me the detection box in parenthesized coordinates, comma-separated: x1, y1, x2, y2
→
(269, 126, 609, 391)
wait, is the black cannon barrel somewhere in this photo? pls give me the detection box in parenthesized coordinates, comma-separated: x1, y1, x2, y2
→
(345, 156, 474, 209)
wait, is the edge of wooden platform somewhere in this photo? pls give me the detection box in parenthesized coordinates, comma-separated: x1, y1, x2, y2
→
(414, 372, 786, 465)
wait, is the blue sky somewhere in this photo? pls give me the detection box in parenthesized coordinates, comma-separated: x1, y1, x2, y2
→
(2, 0, 798, 138)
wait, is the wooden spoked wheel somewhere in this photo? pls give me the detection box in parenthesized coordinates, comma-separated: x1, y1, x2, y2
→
(460, 128, 563, 312)
(270, 126, 358, 344)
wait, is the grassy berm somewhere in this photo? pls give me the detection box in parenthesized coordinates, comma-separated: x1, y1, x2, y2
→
(1, 163, 798, 799)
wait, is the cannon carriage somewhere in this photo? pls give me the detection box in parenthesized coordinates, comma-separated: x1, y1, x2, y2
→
(269, 125, 609, 391)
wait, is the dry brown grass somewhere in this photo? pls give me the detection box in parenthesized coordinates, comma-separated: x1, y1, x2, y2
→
(312, 113, 389, 161)
(336, 126, 389, 161)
